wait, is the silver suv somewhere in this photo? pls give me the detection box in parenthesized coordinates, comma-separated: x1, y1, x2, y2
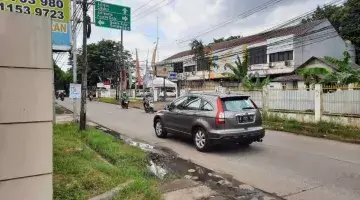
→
(153, 93, 265, 151)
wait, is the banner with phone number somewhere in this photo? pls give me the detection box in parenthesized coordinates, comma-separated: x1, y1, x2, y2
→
(0, 0, 71, 51)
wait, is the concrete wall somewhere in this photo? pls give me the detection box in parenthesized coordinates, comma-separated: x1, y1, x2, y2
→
(0, 12, 53, 199)
(267, 111, 360, 128)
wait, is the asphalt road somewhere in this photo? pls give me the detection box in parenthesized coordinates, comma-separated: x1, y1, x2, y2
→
(57, 98, 360, 200)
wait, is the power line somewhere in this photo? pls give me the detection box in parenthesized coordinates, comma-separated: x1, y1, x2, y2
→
(133, 0, 156, 14)
(177, 0, 286, 44)
(158, 0, 344, 49)
(133, 0, 176, 21)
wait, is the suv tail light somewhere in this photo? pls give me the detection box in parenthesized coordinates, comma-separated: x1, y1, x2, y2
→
(216, 97, 225, 124)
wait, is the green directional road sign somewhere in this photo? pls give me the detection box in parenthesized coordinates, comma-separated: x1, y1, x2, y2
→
(94, 1, 131, 31)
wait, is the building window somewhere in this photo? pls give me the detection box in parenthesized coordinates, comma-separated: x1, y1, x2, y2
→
(270, 50, 293, 62)
(248, 46, 267, 65)
(292, 81, 298, 89)
(282, 83, 287, 90)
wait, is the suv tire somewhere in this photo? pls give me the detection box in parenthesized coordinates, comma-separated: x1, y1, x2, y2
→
(193, 127, 211, 152)
(154, 119, 167, 138)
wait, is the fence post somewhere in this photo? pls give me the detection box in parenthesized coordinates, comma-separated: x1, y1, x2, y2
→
(314, 84, 323, 122)
(262, 87, 269, 113)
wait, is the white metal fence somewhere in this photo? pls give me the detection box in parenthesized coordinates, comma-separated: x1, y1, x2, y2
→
(323, 90, 360, 115)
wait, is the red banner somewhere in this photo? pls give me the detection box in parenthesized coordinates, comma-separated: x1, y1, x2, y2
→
(135, 49, 143, 86)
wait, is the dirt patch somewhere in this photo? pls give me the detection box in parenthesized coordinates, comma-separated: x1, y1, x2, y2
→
(55, 104, 72, 114)
(92, 125, 281, 200)
(147, 152, 281, 200)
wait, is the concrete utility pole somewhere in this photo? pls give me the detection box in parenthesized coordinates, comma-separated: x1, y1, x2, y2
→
(80, 0, 88, 130)
(72, 0, 78, 122)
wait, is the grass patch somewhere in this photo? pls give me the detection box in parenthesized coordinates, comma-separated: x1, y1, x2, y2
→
(98, 97, 118, 105)
(263, 113, 360, 143)
(53, 124, 162, 200)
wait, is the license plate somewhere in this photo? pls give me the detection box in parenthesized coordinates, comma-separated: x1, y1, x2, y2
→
(237, 115, 254, 123)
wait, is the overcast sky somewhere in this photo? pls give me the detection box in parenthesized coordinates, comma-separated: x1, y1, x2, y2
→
(56, 0, 333, 70)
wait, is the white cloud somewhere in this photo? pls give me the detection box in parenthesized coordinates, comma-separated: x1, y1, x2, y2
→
(57, 0, 328, 70)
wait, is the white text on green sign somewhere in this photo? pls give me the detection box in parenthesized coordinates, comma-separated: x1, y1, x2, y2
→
(94, 1, 131, 31)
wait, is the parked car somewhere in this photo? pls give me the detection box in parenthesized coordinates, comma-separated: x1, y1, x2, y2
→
(153, 93, 264, 151)
(159, 91, 176, 97)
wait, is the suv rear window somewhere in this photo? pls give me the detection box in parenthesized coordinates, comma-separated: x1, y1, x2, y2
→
(222, 97, 256, 111)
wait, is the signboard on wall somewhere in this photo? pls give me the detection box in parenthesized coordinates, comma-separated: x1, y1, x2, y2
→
(0, 0, 71, 51)
(69, 83, 81, 99)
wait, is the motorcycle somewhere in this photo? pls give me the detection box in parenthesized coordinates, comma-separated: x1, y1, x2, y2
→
(59, 94, 65, 101)
(121, 100, 129, 109)
(143, 97, 154, 113)
(88, 94, 93, 101)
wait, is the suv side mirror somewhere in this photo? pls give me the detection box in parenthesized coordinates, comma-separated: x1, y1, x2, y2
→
(164, 103, 175, 110)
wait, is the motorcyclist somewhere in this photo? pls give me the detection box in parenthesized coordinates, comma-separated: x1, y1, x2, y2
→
(120, 92, 129, 106)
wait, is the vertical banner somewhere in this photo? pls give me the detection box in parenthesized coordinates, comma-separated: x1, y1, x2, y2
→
(151, 43, 158, 75)
(135, 49, 143, 86)
(122, 67, 127, 89)
(0, 0, 71, 51)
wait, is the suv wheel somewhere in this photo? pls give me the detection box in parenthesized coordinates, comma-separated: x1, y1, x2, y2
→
(154, 119, 167, 138)
(194, 127, 210, 152)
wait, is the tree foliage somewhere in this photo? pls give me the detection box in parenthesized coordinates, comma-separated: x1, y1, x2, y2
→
(296, 67, 330, 84)
(71, 39, 135, 88)
(297, 51, 360, 85)
(54, 61, 71, 91)
(211, 35, 242, 44)
(302, 0, 360, 63)
(222, 55, 248, 82)
(320, 51, 360, 84)
(190, 39, 210, 72)
(242, 74, 270, 90)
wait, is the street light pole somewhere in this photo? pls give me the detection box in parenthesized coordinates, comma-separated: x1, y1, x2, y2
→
(79, 0, 88, 130)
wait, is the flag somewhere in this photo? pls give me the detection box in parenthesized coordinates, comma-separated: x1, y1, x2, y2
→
(135, 49, 143, 86)
(151, 42, 158, 75)
(122, 67, 127, 89)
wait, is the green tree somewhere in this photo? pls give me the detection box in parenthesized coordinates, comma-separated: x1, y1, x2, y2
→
(242, 73, 270, 90)
(222, 54, 249, 83)
(73, 39, 135, 88)
(54, 61, 71, 91)
(190, 39, 207, 71)
(320, 51, 360, 84)
(296, 67, 330, 85)
(303, 0, 360, 63)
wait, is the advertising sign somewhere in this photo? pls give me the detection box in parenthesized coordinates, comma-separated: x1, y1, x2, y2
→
(156, 64, 173, 77)
(69, 83, 81, 99)
(0, 0, 71, 51)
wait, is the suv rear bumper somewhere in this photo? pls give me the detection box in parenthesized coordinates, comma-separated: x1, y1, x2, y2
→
(208, 127, 265, 142)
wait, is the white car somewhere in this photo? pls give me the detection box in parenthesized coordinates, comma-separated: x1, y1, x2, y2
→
(159, 91, 176, 97)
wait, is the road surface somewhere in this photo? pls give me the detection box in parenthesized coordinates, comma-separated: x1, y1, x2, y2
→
(57, 99, 360, 200)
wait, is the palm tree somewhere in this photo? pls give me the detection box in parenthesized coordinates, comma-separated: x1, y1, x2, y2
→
(222, 54, 248, 83)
